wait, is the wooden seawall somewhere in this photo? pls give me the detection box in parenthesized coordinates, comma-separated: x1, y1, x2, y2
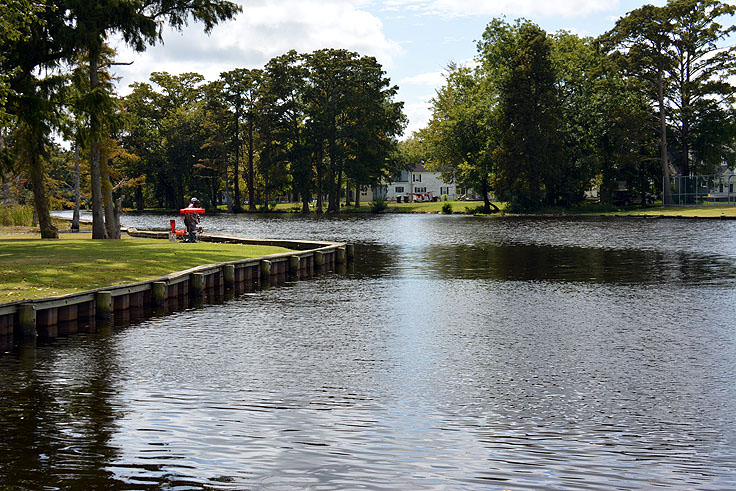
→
(0, 230, 355, 352)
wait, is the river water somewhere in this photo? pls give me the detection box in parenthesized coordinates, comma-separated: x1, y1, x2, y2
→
(2, 213, 736, 489)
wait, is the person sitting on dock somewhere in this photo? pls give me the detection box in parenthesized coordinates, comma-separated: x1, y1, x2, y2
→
(183, 197, 201, 242)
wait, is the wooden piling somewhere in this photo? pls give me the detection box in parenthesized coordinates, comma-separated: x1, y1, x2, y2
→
(191, 273, 205, 297)
(336, 247, 346, 264)
(289, 255, 300, 275)
(314, 251, 324, 269)
(223, 265, 235, 289)
(260, 260, 272, 278)
(346, 244, 355, 261)
(152, 281, 167, 306)
(96, 291, 112, 319)
(17, 305, 36, 338)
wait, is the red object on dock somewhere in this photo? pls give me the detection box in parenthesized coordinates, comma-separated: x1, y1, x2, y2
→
(170, 219, 186, 237)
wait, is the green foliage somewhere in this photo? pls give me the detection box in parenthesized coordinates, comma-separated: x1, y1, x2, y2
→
(369, 196, 388, 213)
(441, 201, 452, 214)
(0, 204, 33, 226)
(494, 21, 563, 210)
(421, 63, 497, 213)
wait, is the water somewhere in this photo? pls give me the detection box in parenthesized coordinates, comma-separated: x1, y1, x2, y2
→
(3, 212, 736, 489)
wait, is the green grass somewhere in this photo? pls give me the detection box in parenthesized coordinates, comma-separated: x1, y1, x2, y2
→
(603, 204, 736, 217)
(0, 234, 292, 301)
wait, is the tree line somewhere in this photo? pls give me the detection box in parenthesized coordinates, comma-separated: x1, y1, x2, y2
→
(413, 0, 736, 212)
(0, 1, 406, 240)
(121, 49, 405, 215)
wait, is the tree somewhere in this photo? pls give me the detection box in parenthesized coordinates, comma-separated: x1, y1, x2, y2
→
(550, 32, 604, 205)
(262, 51, 311, 212)
(304, 49, 404, 213)
(421, 64, 499, 213)
(64, 0, 240, 238)
(219, 68, 262, 212)
(0, 0, 46, 124)
(493, 22, 563, 209)
(603, 0, 736, 204)
(1, 0, 72, 238)
(667, 0, 736, 176)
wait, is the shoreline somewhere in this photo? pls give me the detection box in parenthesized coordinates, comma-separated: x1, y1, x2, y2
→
(1, 230, 354, 353)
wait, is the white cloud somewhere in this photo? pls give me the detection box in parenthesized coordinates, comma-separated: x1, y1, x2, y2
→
(402, 99, 434, 137)
(400, 71, 445, 87)
(382, 0, 618, 18)
(111, 0, 402, 92)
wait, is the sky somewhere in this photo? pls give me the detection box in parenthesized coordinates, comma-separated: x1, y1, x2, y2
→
(111, 0, 666, 137)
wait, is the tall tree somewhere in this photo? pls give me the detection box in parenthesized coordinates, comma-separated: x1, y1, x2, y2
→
(262, 51, 311, 212)
(667, 0, 736, 176)
(493, 22, 563, 209)
(220, 68, 262, 211)
(602, 1, 735, 203)
(421, 64, 499, 213)
(64, 0, 240, 238)
(304, 49, 404, 213)
(1, 0, 71, 238)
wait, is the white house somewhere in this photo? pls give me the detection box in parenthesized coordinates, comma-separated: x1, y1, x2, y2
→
(379, 163, 462, 202)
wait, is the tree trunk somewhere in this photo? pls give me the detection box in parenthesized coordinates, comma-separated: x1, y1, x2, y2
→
(345, 178, 352, 207)
(71, 144, 81, 232)
(232, 99, 242, 212)
(355, 184, 361, 209)
(25, 127, 58, 239)
(135, 187, 144, 211)
(316, 151, 324, 214)
(247, 115, 256, 211)
(89, 52, 107, 239)
(658, 70, 673, 205)
(102, 158, 120, 239)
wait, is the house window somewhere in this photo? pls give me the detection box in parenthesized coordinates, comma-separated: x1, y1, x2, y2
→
(412, 174, 422, 182)
(395, 186, 404, 193)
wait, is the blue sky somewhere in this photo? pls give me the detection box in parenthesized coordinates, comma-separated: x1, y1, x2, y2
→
(112, 0, 666, 137)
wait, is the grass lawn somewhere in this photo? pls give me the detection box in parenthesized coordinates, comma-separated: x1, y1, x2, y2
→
(0, 233, 292, 302)
(600, 204, 736, 217)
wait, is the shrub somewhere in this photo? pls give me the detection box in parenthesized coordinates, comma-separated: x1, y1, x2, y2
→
(369, 196, 388, 213)
(0, 205, 34, 226)
(441, 202, 453, 214)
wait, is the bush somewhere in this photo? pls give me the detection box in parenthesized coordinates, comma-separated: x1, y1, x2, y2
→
(0, 205, 34, 226)
(441, 202, 453, 214)
(369, 196, 388, 213)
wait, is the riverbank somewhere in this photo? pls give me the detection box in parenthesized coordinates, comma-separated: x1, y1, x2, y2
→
(132, 201, 736, 217)
(1, 230, 351, 352)
(0, 232, 292, 301)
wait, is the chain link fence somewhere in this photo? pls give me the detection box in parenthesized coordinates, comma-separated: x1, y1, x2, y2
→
(664, 174, 736, 205)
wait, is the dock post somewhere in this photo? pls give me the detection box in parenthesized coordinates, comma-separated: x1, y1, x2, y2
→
(346, 244, 355, 261)
(18, 304, 37, 337)
(223, 265, 235, 289)
(260, 260, 272, 278)
(314, 251, 324, 269)
(191, 273, 205, 297)
(336, 247, 346, 264)
(289, 256, 300, 275)
(152, 282, 167, 307)
(96, 291, 112, 320)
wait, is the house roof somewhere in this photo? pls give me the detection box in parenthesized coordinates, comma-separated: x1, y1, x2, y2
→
(407, 162, 430, 173)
